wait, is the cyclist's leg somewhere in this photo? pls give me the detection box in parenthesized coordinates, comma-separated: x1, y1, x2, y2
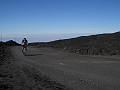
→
(25, 46, 27, 51)
(22, 45, 24, 52)
(23, 45, 27, 56)
(22, 45, 26, 55)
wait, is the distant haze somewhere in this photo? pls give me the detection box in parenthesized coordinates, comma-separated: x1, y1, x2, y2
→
(1, 33, 95, 43)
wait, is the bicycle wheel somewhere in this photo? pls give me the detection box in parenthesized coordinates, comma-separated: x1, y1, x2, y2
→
(22, 48, 26, 56)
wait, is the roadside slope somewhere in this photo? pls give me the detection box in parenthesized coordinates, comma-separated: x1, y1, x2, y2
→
(32, 32, 120, 55)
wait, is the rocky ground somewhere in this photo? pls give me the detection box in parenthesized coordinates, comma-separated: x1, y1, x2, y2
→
(30, 32, 120, 56)
(0, 42, 69, 90)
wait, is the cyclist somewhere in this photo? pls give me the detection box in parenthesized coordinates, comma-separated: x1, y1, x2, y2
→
(21, 38, 28, 55)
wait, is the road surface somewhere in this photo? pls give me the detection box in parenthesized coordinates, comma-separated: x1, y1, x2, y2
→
(11, 46, 120, 90)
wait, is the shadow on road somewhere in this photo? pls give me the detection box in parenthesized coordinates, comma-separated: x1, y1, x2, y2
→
(26, 53, 43, 56)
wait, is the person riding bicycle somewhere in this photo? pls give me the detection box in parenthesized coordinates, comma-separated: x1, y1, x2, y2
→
(21, 38, 28, 54)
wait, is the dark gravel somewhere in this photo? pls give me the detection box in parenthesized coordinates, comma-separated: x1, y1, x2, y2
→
(0, 42, 69, 90)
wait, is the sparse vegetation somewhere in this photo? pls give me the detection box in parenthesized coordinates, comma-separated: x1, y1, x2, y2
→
(31, 32, 120, 55)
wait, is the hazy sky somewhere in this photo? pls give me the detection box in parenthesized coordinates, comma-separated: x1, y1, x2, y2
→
(0, 0, 120, 42)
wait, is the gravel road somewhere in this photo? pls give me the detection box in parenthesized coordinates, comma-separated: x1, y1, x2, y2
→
(11, 46, 120, 90)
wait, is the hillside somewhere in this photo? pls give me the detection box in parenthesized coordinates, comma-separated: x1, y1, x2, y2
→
(30, 32, 120, 55)
(5, 40, 20, 46)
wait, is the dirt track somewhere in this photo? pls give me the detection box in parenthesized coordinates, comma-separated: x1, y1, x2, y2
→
(11, 46, 120, 90)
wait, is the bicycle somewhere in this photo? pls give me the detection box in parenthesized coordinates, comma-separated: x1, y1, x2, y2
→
(22, 45, 27, 56)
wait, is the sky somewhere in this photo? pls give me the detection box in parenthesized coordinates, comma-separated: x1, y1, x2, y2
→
(0, 0, 120, 42)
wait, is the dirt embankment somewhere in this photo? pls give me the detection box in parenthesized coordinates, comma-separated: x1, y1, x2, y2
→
(30, 32, 120, 56)
(0, 43, 69, 90)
